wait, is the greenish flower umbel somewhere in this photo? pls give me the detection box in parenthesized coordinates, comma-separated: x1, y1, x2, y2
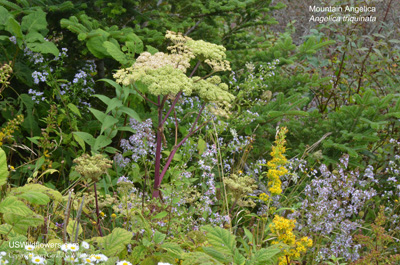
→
(73, 154, 112, 181)
(113, 31, 235, 115)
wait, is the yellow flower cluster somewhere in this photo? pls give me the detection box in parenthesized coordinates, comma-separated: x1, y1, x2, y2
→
(269, 215, 313, 265)
(0, 115, 24, 147)
(259, 192, 269, 203)
(266, 127, 288, 195)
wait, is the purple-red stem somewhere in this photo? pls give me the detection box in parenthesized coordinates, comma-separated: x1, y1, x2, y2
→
(152, 61, 203, 198)
(152, 103, 207, 197)
(93, 183, 103, 237)
(154, 96, 163, 187)
(162, 91, 182, 124)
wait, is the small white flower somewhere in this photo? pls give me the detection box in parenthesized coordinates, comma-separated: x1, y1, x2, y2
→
(25, 244, 35, 251)
(0, 260, 9, 264)
(24, 253, 34, 260)
(67, 243, 79, 252)
(31, 256, 45, 264)
(90, 254, 108, 262)
(117, 261, 132, 265)
(60, 243, 68, 252)
(82, 257, 93, 264)
(81, 241, 90, 249)
(64, 255, 78, 263)
(0, 252, 6, 257)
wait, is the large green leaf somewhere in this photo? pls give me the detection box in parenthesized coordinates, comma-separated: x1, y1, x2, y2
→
(249, 246, 281, 265)
(67, 103, 82, 118)
(153, 231, 166, 244)
(201, 226, 236, 257)
(0, 224, 18, 237)
(13, 191, 50, 205)
(93, 94, 111, 105)
(6, 17, 23, 40)
(103, 41, 128, 65)
(0, 7, 11, 30)
(233, 249, 246, 265)
(119, 106, 141, 122)
(93, 135, 112, 152)
(91, 228, 132, 256)
(86, 29, 109, 58)
(0, 235, 27, 252)
(89, 108, 106, 123)
(26, 41, 59, 57)
(160, 242, 184, 258)
(11, 184, 62, 202)
(73, 132, 95, 148)
(25, 31, 45, 43)
(21, 9, 47, 33)
(182, 252, 223, 265)
(105, 98, 123, 114)
(3, 213, 44, 234)
(0, 196, 34, 216)
(0, 148, 8, 186)
(202, 247, 230, 263)
(100, 115, 119, 135)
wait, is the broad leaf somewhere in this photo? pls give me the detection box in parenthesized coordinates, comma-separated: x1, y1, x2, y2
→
(0, 148, 8, 186)
(91, 228, 132, 256)
(89, 108, 107, 123)
(201, 226, 236, 257)
(119, 106, 141, 121)
(93, 135, 112, 152)
(67, 103, 82, 118)
(27, 41, 59, 57)
(12, 184, 63, 202)
(3, 213, 44, 234)
(103, 41, 128, 65)
(153, 231, 166, 244)
(0, 196, 34, 216)
(100, 115, 119, 135)
(105, 98, 123, 114)
(249, 246, 281, 265)
(14, 191, 50, 205)
(21, 9, 47, 33)
(73, 132, 95, 148)
(202, 247, 230, 263)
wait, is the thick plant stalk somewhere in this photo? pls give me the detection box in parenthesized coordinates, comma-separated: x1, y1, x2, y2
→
(63, 191, 72, 243)
(94, 183, 103, 237)
(153, 96, 163, 197)
(73, 195, 85, 243)
(152, 103, 207, 198)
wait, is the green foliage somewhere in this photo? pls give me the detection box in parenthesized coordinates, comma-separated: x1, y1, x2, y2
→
(60, 15, 143, 65)
(0, 6, 58, 56)
(0, 148, 8, 186)
(0, 183, 61, 249)
(351, 206, 400, 265)
(91, 228, 132, 257)
(73, 79, 141, 154)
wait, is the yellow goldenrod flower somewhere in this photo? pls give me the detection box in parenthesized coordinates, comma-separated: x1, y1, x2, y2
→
(259, 193, 269, 203)
(269, 215, 313, 265)
(264, 127, 288, 196)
